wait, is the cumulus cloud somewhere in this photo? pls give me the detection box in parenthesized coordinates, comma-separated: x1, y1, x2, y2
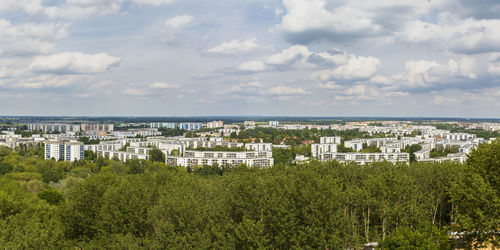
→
(318, 81, 342, 89)
(311, 55, 380, 81)
(276, 0, 439, 44)
(129, 0, 175, 6)
(216, 81, 264, 95)
(368, 55, 491, 93)
(30, 52, 122, 74)
(259, 85, 310, 96)
(148, 82, 182, 89)
(0, 19, 68, 56)
(207, 38, 260, 55)
(0, 0, 176, 19)
(165, 15, 193, 28)
(265, 45, 312, 65)
(238, 60, 266, 72)
(398, 17, 500, 54)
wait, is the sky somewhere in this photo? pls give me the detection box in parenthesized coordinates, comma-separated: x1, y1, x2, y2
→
(0, 0, 500, 118)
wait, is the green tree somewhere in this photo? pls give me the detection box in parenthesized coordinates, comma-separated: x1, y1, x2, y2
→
(149, 148, 165, 163)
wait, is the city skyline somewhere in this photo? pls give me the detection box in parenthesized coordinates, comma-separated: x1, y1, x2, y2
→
(1, 0, 500, 118)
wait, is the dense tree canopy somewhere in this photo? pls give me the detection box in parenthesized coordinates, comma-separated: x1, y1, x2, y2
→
(0, 141, 498, 248)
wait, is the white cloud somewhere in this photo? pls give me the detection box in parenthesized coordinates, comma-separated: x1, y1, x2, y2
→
(30, 52, 122, 74)
(207, 38, 260, 55)
(398, 16, 500, 54)
(238, 60, 266, 72)
(259, 85, 310, 96)
(0, 19, 68, 56)
(311, 55, 380, 81)
(0, 0, 175, 19)
(318, 81, 342, 89)
(148, 82, 182, 89)
(216, 81, 264, 95)
(488, 56, 500, 76)
(14, 75, 85, 89)
(123, 87, 148, 96)
(429, 95, 460, 105)
(266, 45, 312, 65)
(129, 0, 175, 6)
(165, 15, 193, 28)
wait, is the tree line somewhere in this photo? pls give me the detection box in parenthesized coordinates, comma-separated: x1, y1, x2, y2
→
(0, 140, 498, 248)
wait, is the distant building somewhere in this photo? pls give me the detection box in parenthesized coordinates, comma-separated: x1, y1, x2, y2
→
(179, 122, 202, 131)
(166, 150, 273, 168)
(244, 121, 256, 127)
(28, 123, 81, 133)
(45, 141, 84, 162)
(320, 136, 341, 144)
(150, 122, 177, 129)
(269, 121, 279, 127)
(206, 121, 224, 129)
(81, 124, 114, 136)
(318, 152, 410, 165)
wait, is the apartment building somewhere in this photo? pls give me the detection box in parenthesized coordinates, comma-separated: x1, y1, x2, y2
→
(97, 150, 150, 162)
(81, 124, 114, 136)
(166, 150, 273, 168)
(206, 121, 224, 129)
(269, 121, 279, 127)
(45, 141, 84, 162)
(245, 143, 273, 152)
(28, 123, 81, 133)
(318, 152, 410, 165)
(244, 121, 256, 127)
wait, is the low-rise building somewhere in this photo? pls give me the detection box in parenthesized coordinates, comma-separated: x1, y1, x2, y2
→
(166, 150, 273, 168)
(318, 152, 410, 165)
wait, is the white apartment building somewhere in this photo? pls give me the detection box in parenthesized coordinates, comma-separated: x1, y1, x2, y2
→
(318, 152, 410, 165)
(344, 140, 365, 151)
(166, 150, 273, 168)
(97, 150, 150, 162)
(29, 123, 81, 133)
(418, 153, 468, 164)
(444, 133, 476, 141)
(320, 136, 342, 144)
(65, 142, 85, 162)
(244, 121, 256, 127)
(269, 121, 280, 127)
(311, 143, 338, 158)
(414, 150, 431, 160)
(245, 143, 273, 152)
(380, 145, 401, 153)
(150, 122, 177, 129)
(45, 141, 84, 162)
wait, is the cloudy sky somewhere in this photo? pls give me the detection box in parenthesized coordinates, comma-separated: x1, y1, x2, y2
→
(1, 0, 500, 117)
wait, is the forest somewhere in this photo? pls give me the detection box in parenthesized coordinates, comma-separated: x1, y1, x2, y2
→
(0, 140, 498, 249)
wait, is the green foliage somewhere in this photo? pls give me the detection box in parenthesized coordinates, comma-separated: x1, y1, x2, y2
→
(430, 147, 459, 158)
(380, 227, 451, 249)
(0, 140, 498, 248)
(149, 148, 165, 163)
(37, 190, 64, 205)
(272, 148, 295, 165)
(402, 144, 422, 162)
(78, 136, 101, 145)
(467, 139, 500, 195)
(361, 143, 382, 153)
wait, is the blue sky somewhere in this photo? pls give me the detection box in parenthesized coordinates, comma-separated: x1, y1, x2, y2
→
(0, 0, 499, 117)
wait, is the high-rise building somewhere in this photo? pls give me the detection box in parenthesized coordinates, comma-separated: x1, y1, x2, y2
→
(45, 141, 84, 162)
